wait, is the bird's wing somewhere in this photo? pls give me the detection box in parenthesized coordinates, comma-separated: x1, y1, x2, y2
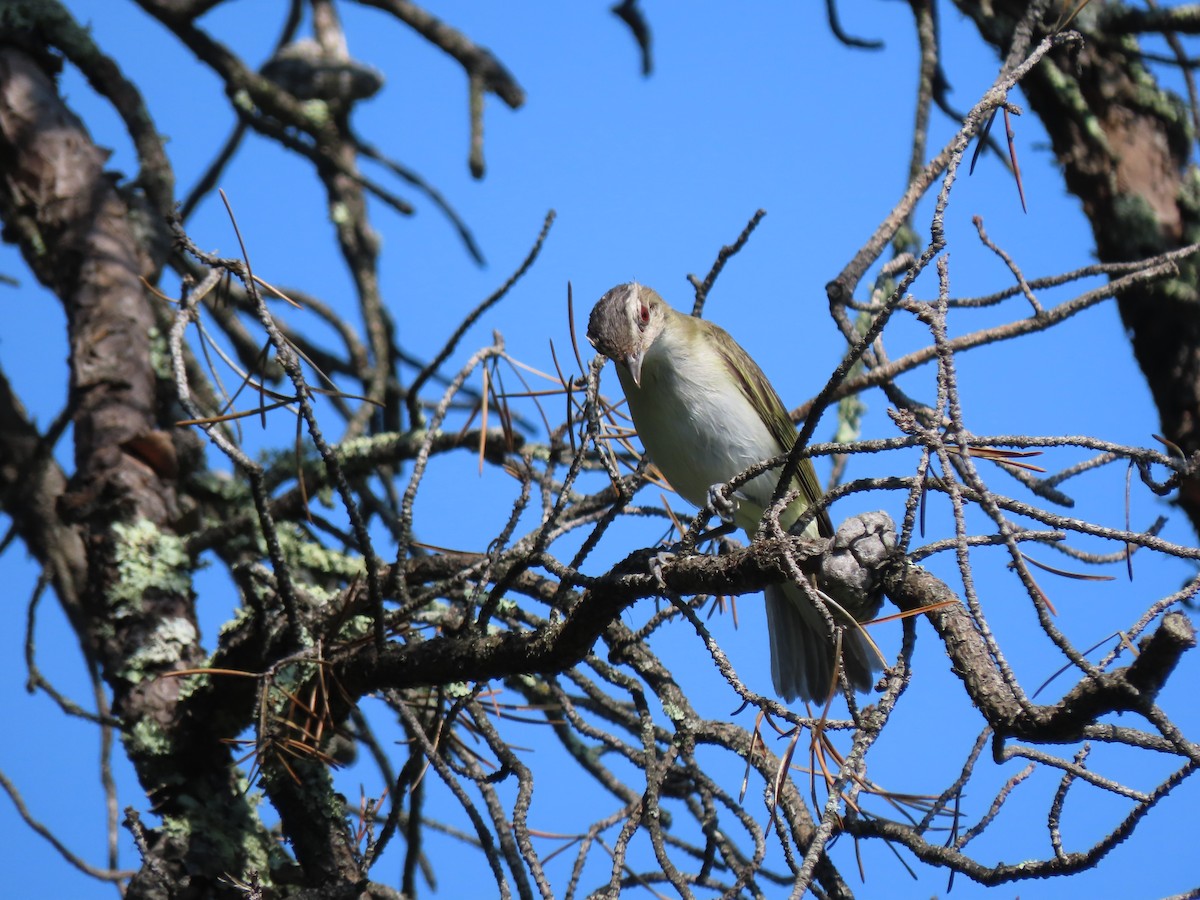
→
(713, 328, 834, 539)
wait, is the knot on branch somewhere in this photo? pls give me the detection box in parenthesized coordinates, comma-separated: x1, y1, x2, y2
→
(262, 39, 384, 106)
(825, 277, 850, 305)
(817, 511, 896, 622)
(1123, 610, 1195, 696)
(995, 611, 1196, 746)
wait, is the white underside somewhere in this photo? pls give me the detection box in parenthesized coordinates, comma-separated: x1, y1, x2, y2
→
(616, 321, 875, 702)
(618, 322, 786, 536)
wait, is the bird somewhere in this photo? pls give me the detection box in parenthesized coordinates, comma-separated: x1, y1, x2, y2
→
(587, 281, 879, 703)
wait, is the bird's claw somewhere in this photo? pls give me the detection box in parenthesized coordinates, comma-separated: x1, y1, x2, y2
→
(650, 550, 676, 591)
(707, 482, 739, 525)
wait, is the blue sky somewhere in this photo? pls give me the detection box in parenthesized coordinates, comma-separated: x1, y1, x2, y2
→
(2, 2, 1196, 897)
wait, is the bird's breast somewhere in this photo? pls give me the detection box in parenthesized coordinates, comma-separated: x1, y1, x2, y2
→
(622, 337, 784, 519)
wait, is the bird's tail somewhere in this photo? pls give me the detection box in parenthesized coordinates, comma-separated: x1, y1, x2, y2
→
(764, 582, 879, 703)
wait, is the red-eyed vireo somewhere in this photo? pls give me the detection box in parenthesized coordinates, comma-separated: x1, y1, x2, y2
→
(587, 282, 878, 703)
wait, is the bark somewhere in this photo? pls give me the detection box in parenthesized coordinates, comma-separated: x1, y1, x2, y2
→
(1, 4, 1197, 896)
(957, 0, 1200, 533)
(0, 45, 274, 899)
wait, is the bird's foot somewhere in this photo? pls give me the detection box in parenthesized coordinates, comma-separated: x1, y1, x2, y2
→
(649, 550, 676, 591)
(707, 482, 739, 525)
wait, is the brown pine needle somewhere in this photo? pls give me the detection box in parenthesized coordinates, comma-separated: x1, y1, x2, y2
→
(251, 273, 303, 309)
(768, 727, 802, 837)
(740, 712, 767, 804)
(162, 666, 259, 679)
(176, 399, 294, 427)
(500, 354, 562, 384)
(1053, 0, 1093, 33)
(1027, 572, 1059, 617)
(1018, 550, 1116, 582)
(866, 599, 960, 627)
(1152, 433, 1185, 458)
(567, 281, 587, 375)
(960, 445, 1046, 473)
(1003, 106, 1028, 213)
(496, 386, 569, 400)
(479, 364, 490, 475)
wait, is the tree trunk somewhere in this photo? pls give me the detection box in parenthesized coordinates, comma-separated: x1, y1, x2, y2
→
(958, 0, 1200, 532)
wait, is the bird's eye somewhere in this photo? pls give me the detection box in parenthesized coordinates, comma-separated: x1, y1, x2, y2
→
(638, 304, 650, 327)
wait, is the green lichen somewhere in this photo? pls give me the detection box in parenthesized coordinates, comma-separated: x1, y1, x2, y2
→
(219, 603, 258, 639)
(412, 599, 453, 627)
(300, 98, 330, 127)
(174, 669, 210, 704)
(1123, 43, 1191, 147)
(661, 702, 686, 726)
(337, 614, 374, 642)
(267, 659, 323, 704)
(1111, 192, 1167, 258)
(1134, 80, 1189, 135)
(109, 519, 191, 616)
(147, 326, 173, 381)
(834, 310, 871, 446)
(118, 616, 198, 683)
(1157, 275, 1199, 305)
(161, 794, 276, 886)
(835, 393, 867, 445)
(482, 597, 518, 636)
(1039, 62, 1112, 156)
(891, 223, 919, 259)
(335, 433, 389, 458)
(232, 88, 256, 114)
(277, 523, 363, 580)
(1178, 167, 1200, 245)
(303, 583, 341, 604)
(259, 446, 313, 472)
(241, 828, 275, 882)
(192, 469, 247, 501)
(159, 811, 192, 841)
(445, 681, 473, 699)
(524, 443, 553, 463)
(126, 717, 173, 758)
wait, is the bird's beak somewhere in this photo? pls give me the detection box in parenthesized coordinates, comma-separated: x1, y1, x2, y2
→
(626, 350, 645, 387)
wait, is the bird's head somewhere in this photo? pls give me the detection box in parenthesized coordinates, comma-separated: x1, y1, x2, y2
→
(587, 282, 668, 387)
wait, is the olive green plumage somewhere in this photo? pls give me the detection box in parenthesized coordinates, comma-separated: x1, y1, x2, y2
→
(587, 282, 877, 702)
